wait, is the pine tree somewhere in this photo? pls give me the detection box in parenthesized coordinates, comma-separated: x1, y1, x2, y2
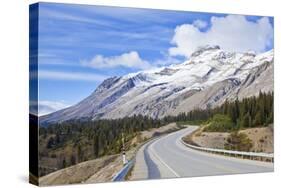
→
(62, 157, 67, 168)
(70, 155, 76, 165)
(241, 113, 251, 128)
(47, 137, 54, 149)
(253, 111, 262, 126)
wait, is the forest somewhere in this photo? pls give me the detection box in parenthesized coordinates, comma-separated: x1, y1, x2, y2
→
(164, 91, 273, 131)
(39, 91, 273, 176)
(38, 115, 165, 176)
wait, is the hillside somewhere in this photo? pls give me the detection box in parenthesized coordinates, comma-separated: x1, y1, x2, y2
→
(188, 126, 273, 153)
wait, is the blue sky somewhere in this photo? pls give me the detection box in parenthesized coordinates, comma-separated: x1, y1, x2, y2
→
(33, 2, 274, 115)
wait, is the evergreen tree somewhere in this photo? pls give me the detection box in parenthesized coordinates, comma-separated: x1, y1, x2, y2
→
(47, 137, 54, 149)
(241, 113, 251, 128)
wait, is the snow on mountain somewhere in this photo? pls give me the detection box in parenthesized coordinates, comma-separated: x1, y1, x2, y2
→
(40, 45, 274, 125)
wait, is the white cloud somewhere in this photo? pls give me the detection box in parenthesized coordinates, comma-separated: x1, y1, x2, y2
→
(153, 55, 182, 66)
(39, 70, 107, 82)
(30, 100, 70, 116)
(81, 51, 153, 70)
(193, 19, 208, 29)
(39, 101, 70, 116)
(169, 15, 273, 57)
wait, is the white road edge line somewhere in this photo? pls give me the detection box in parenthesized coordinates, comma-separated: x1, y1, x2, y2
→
(149, 139, 181, 178)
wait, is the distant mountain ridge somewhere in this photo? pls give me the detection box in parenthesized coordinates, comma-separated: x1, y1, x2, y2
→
(40, 45, 274, 125)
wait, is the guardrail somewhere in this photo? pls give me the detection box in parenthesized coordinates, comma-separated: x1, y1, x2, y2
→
(111, 137, 156, 182)
(112, 159, 135, 181)
(180, 138, 274, 162)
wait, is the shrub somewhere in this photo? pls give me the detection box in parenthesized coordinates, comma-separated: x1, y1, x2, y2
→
(203, 114, 235, 132)
(224, 132, 253, 152)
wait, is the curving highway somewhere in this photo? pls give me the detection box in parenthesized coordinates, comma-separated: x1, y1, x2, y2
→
(130, 126, 273, 180)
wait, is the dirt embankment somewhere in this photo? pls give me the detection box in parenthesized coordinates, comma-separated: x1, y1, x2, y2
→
(39, 155, 118, 186)
(240, 126, 273, 153)
(187, 125, 273, 153)
(130, 123, 183, 145)
(85, 147, 137, 183)
(39, 123, 182, 185)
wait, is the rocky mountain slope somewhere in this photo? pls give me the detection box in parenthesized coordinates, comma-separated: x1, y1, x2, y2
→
(40, 45, 274, 125)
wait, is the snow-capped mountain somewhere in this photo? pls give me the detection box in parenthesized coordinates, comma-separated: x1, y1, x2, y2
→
(40, 45, 274, 125)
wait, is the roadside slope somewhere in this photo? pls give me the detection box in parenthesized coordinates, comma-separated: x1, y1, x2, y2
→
(39, 155, 118, 186)
(190, 126, 273, 153)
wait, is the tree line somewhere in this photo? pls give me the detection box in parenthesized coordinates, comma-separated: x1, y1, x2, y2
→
(164, 91, 273, 129)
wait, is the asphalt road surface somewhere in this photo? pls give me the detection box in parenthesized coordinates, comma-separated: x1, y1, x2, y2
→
(130, 126, 273, 180)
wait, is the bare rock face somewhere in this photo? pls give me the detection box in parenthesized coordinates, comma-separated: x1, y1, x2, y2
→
(191, 45, 221, 58)
(40, 47, 274, 126)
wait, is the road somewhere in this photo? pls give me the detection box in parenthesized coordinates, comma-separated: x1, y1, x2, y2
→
(130, 126, 273, 180)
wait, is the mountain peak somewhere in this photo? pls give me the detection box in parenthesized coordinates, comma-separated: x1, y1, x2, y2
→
(191, 45, 221, 57)
(95, 76, 120, 93)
